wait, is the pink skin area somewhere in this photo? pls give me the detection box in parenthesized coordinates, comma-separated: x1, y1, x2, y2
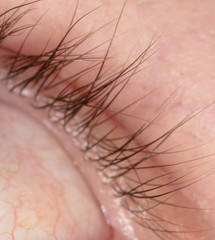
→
(1, 0, 215, 239)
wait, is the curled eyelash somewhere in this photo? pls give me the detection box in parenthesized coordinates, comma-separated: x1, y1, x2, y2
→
(0, 2, 212, 239)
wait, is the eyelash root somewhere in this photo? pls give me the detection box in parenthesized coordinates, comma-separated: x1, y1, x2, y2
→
(0, 2, 211, 239)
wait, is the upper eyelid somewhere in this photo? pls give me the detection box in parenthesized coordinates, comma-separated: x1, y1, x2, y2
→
(0, 2, 207, 239)
(0, 0, 149, 188)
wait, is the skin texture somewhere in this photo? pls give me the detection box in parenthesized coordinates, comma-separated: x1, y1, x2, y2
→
(0, 0, 215, 239)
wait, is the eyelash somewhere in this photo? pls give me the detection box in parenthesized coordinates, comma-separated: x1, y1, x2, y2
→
(0, 1, 206, 239)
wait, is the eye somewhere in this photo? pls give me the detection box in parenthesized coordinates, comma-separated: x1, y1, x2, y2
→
(0, 1, 214, 240)
(0, 94, 112, 240)
(0, 1, 136, 239)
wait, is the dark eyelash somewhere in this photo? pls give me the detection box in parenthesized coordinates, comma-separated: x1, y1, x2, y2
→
(0, 2, 209, 239)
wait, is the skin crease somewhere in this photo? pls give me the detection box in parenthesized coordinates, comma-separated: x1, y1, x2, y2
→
(0, 0, 215, 239)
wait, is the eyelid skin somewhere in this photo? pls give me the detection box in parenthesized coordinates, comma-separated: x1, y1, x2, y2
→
(1, 1, 215, 240)
(0, 2, 144, 239)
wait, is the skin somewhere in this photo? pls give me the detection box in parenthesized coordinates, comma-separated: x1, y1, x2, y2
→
(0, 0, 215, 239)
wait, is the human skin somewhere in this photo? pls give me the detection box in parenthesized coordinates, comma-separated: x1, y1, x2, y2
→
(0, 0, 215, 239)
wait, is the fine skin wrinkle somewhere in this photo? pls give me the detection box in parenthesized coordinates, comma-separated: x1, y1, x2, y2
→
(0, 1, 215, 240)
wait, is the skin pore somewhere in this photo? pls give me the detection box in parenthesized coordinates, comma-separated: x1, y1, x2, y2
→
(0, 0, 215, 239)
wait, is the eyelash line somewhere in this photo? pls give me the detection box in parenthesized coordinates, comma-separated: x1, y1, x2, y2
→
(0, 2, 210, 239)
